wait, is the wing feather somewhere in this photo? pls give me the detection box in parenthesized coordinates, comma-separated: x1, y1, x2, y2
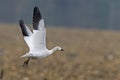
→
(19, 19, 33, 50)
(19, 6, 46, 52)
(19, 19, 32, 36)
(33, 6, 42, 30)
(31, 6, 46, 51)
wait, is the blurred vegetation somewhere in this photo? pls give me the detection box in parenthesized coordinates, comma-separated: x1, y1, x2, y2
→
(0, 24, 120, 80)
(0, 0, 120, 29)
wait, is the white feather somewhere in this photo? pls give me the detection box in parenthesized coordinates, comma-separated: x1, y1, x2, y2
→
(21, 8, 63, 59)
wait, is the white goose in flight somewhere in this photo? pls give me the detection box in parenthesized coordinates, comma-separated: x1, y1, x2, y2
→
(19, 6, 63, 67)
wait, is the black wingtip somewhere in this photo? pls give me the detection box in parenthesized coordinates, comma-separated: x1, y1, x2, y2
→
(19, 19, 29, 36)
(34, 6, 39, 11)
(19, 19, 24, 26)
(33, 6, 42, 30)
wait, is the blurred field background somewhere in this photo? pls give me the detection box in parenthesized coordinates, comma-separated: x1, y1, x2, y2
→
(1, 0, 120, 80)
(0, 24, 120, 80)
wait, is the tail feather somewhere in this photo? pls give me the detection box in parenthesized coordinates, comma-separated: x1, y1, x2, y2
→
(21, 53, 30, 57)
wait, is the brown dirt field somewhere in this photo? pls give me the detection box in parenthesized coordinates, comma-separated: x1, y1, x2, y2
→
(0, 24, 120, 80)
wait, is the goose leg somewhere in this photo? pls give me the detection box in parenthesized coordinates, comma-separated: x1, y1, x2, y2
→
(23, 57, 31, 67)
(0, 69, 4, 79)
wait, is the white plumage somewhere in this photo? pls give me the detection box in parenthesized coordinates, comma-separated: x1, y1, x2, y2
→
(19, 6, 63, 67)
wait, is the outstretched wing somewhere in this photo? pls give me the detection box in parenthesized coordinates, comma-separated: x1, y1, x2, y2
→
(31, 6, 46, 51)
(19, 19, 33, 50)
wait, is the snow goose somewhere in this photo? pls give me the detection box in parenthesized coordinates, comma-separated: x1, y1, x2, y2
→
(19, 6, 63, 67)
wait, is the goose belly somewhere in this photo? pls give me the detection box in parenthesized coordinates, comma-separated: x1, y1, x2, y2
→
(31, 51, 50, 59)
